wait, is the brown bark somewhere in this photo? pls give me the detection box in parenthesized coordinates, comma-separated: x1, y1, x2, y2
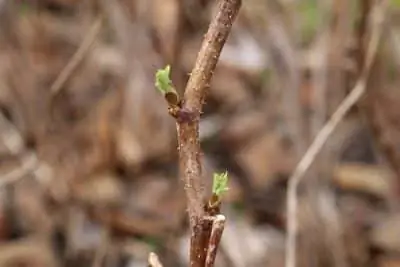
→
(175, 0, 241, 266)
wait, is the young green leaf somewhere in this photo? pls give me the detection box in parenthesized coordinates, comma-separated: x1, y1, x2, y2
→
(212, 171, 229, 197)
(155, 65, 174, 94)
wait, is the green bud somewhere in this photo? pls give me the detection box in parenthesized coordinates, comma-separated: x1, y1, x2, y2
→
(212, 171, 229, 197)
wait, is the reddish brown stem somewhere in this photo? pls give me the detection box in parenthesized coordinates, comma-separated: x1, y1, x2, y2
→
(190, 217, 214, 267)
(177, 0, 241, 225)
(176, 0, 241, 266)
(205, 215, 226, 267)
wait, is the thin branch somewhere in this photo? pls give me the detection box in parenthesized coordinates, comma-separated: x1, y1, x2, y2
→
(285, 1, 388, 267)
(0, 112, 24, 155)
(359, 0, 400, 197)
(205, 215, 226, 267)
(0, 153, 38, 188)
(50, 16, 103, 96)
(148, 252, 164, 267)
(182, 0, 242, 111)
(266, 10, 306, 158)
(0, 111, 39, 187)
(177, 0, 241, 226)
(0, 110, 55, 193)
(176, 1, 241, 266)
(91, 227, 109, 267)
(190, 216, 213, 267)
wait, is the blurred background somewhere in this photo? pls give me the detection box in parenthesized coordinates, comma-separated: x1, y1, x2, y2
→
(0, 0, 399, 266)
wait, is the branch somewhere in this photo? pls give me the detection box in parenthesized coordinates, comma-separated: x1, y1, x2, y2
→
(148, 252, 164, 267)
(177, 0, 241, 226)
(155, 1, 240, 266)
(173, 1, 241, 266)
(0, 153, 38, 187)
(91, 227, 109, 267)
(205, 215, 226, 267)
(50, 16, 103, 96)
(0, 112, 41, 187)
(285, 1, 388, 267)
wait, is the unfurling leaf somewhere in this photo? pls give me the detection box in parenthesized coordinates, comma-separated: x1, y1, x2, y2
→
(155, 65, 180, 107)
(155, 65, 174, 94)
(212, 171, 229, 197)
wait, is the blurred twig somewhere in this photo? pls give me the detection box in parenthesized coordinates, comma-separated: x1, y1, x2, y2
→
(0, 110, 55, 191)
(0, 111, 40, 187)
(50, 16, 103, 96)
(0, 238, 58, 267)
(285, 1, 388, 267)
(265, 8, 306, 158)
(309, 2, 350, 267)
(0, 112, 24, 155)
(359, 0, 400, 194)
(148, 252, 164, 267)
(91, 227, 109, 267)
(0, 153, 37, 188)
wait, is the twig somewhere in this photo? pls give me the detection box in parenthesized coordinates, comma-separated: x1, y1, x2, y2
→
(359, 0, 400, 197)
(0, 111, 39, 187)
(0, 238, 58, 267)
(50, 16, 103, 96)
(178, 0, 241, 225)
(310, 2, 350, 267)
(0, 153, 38, 188)
(148, 252, 164, 267)
(0, 112, 24, 155)
(285, 1, 387, 267)
(189, 216, 213, 267)
(0, 111, 53, 189)
(205, 215, 226, 267)
(176, 0, 241, 266)
(154, 1, 240, 265)
(91, 227, 109, 267)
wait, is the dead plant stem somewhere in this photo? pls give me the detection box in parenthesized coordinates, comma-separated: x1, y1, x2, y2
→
(50, 16, 103, 96)
(285, 1, 387, 267)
